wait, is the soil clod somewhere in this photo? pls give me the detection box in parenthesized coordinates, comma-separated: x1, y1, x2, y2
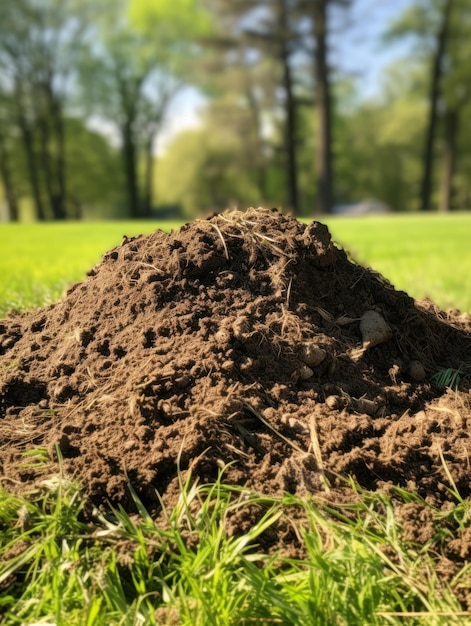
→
(1, 207, 470, 544)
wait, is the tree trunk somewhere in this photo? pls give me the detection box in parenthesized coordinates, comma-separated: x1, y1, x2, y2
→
(313, 0, 333, 215)
(37, 108, 57, 218)
(20, 122, 46, 220)
(15, 81, 46, 221)
(36, 84, 67, 220)
(245, 85, 268, 202)
(49, 87, 67, 220)
(278, 0, 299, 214)
(143, 134, 154, 218)
(420, 0, 454, 212)
(439, 106, 458, 213)
(0, 130, 20, 221)
(122, 120, 140, 219)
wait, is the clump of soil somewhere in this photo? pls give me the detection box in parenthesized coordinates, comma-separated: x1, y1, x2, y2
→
(1, 208, 470, 524)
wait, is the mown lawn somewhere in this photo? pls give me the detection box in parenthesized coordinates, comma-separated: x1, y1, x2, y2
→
(0, 220, 181, 316)
(1, 212, 471, 624)
(325, 213, 471, 314)
(0, 213, 470, 316)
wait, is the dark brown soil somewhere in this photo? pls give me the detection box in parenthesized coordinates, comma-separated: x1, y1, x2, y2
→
(1, 207, 471, 555)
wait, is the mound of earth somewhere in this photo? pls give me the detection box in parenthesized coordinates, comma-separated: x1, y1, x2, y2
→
(1, 208, 471, 523)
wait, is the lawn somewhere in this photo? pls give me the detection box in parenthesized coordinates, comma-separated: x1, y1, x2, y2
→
(0, 213, 470, 316)
(325, 213, 471, 314)
(1, 212, 471, 625)
(0, 221, 181, 316)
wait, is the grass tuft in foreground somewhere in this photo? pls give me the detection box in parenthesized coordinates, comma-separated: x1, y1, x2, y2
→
(1, 467, 470, 625)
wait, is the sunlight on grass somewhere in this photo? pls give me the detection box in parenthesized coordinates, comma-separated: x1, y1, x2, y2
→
(324, 213, 471, 313)
(1, 468, 469, 625)
(1, 214, 470, 624)
(0, 221, 180, 315)
(0, 213, 470, 316)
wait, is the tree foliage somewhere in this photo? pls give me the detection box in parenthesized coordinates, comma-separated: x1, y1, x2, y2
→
(387, 0, 471, 212)
(1, 0, 471, 221)
(77, 0, 203, 218)
(202, 0, 349, 215)
(0, 0, 95, 220)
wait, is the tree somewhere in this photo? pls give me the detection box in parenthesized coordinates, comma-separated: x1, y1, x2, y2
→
(0, 0, 45, 219)
(311, 0, 334, 214)
(298, 0, 352, 214)
(0, 94, 20, 220)
(156, 120, 260, 215)
(420, 0, 455, 212)
(438, 1, 471, 211)
(0, 0, 92, 220)
(387, 0, 461, 212)
(79, 0, 206, 218)
(196, 24, 279, 205)
(205, 0, 353, 215)
(205, 0, 307, 214)
(65, 119, 125, 219)
(80, 25, 160, 218)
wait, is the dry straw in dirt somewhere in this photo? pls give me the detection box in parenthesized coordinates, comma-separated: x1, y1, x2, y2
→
(1, 207, 470, 554)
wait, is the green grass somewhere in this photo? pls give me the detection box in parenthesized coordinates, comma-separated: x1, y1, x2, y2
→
(324, 213, 471, 313)
(1, 467, 470, 625)
(0, 221, 181, 316)
(1, 212, 471, 623)
(0, 213, 470, 316)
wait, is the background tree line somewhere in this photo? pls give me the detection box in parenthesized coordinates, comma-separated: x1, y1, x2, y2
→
(0, 0, 470, 221)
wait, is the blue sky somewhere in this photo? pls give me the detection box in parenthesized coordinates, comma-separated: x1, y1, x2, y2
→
(332, 0, 415, 96)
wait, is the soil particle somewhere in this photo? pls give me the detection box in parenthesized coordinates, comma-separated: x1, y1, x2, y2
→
(0, 207, 470, 556)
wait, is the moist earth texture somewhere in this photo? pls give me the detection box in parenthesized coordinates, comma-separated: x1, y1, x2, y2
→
(1, 207, 471, 560)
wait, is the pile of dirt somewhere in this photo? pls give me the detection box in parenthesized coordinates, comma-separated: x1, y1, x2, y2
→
(1, 207, 471, 525)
